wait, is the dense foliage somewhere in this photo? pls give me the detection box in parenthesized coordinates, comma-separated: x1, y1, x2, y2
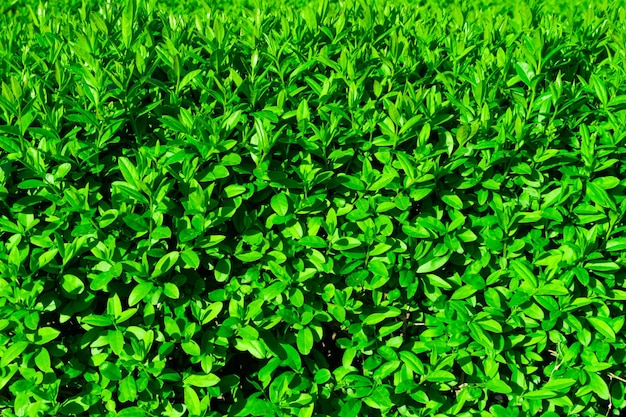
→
(2, 0, 626, 416)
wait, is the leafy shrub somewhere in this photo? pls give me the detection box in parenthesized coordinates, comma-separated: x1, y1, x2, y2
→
(1, 0, 626, 416)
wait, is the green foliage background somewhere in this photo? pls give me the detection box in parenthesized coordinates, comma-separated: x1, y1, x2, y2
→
(1, 0, 626, 416)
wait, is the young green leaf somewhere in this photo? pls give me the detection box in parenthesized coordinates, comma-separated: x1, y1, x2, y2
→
(121, 0, 135, 48)
(296, 327, 313, 355)
(184, 386, 202, 415)
(152, 252, 180, 278)
(1, 341, 29, 367)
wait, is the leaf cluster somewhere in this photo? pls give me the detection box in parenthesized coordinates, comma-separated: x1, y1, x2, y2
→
(1, 0, 626, 416)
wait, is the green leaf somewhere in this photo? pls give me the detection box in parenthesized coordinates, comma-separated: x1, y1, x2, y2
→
(363, 308, 401, 326)
(510, 259, 538, 288)
(270, 193, 289, 216)
(417, 254, 450, 273)
(0, 135, 21, 154)
(117, 407, 145, 417)
(129, 282, 153, 306)
(238, 398, 275, 416)
(152, 251, 179, 278)
(1, 341, 28, 367)
(184, 374, 220, 388)
(235, 339, 266, 359)
(524, 389, 557, 400)
(368, 259, 389, 277)
(108, 330, 125, 356)
(235, 251, 264, 262)
(298, 236, 327, 248)
(184, 386, 202, 416)
(514, 62, 535, 87)
(0, 217, 22, 234)
(108, 293, 123, 318)
(399, 351, 425, 374)
(181, 249, 200, 269)
(178, 69, 202, 92)
(223, 184, 247, 198)
(587, 317, 616, 342)
(61, 274, 85, 296)
(586, 181, 616, 211)
(332, 237, 362, 250)
(314, 369, 332, 384)
(297, 327, 313, 355)
(98, 209, 119, 228)
(118, 376, 138, 403)
(477, 319, 503, 333)
(38, 248, 58, 269)
(35, 327, 61, 345)
(112, 181, 149, 205)
(18, 179, 46, 189)
(592, 176, 620, 189)
(164, 316, 181, 338)
(368, 173, 398, 192)
(82, 314, 113, 327)
(151, 226, 172, 240)
(486, 379, 512, 394)
(426, 370, 456, 382)
(181, 340, 201, 356)
(543, 378, 576, 392)
(336, 174, 365, 191)
(441, 194, 463, 210)
(118, 156, 141, 190)
(111, 181, 149, 205)
(122, 212, 149, 233)
(163, 282, 180, 299)
(297, 99, 310, 123)
(328, 303, 346, 322)
(34, 348, 52, 373)
(239, 325, 260, 340)
(100, 361, 122, 381)
(535, 280, 569, 296)
(214, 259, 231, 282)
(585, 260, 620, 271)
(450, 284, 477, 300)
(606, 238, 626, 252)
(121, 0, 134, 48)
(469, 323, 493, 349)
(49, 160, 70, 183)
(161, 115, 188, 134)
(588, 373, 610, 400)
(363, 386, 393, 410)
(426, 274, 453, 289)
(590, 74, 608, 106)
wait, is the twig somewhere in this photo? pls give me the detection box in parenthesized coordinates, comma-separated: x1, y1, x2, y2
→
(609, 373, 626, 384)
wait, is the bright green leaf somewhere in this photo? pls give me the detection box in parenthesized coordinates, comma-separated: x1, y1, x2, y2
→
(184, 373, 220, 388)
(184, 386, 202, 416)
(588, 317, 616, 342)
(152, 251, 179, 278)
(35, 347, 52, 372)
(163, 282, 180, 299)
(417, 254, 450, 274)
(486, 379, 512, 394)
(271, 193, 289, 216)
(297, 327, 313, 355)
